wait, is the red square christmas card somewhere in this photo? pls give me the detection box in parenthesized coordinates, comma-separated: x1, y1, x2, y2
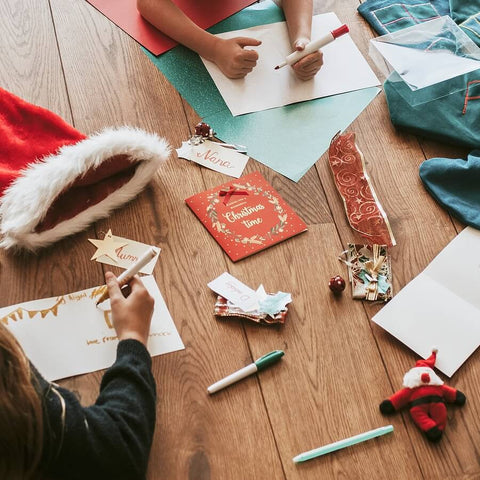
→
(185, 171, 308, 261)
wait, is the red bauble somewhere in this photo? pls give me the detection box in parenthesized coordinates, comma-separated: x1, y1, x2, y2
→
(329, 275, 346, 294)
(195, 122, 212, 138)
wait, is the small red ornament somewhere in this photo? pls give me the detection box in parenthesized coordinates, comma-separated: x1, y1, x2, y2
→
(194, 122, 213, 138)
(329, 275, 346, 294)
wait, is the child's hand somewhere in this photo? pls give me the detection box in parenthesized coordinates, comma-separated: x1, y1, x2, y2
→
(212, 37, 261, 79)
(106, 272, 154, 346)
(291, 38, 323, 81)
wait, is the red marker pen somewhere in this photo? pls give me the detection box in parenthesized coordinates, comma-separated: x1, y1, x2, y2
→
(274, 24, 349, 70)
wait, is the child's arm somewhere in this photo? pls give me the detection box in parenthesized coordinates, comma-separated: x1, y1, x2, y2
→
(282, 0, 323, 80)
(137, 0, 261, 78)
(41, 274, 157, 480)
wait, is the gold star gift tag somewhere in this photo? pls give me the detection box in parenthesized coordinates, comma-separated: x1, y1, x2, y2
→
(88, 229, 128, 263)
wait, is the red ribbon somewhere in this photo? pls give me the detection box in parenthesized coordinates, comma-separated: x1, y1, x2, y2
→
(219, 186, 248, 205)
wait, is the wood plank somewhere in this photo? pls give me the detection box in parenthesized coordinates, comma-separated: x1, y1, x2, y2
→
(0, 0, 101, 311)
(48, 0, 286, 477)
(332, 2, 480, 478)
(0, 0, 105, 424)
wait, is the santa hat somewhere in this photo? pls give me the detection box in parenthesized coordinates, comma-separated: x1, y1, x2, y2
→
(403, 349, 443, 389)
(415, 348, 438, 369)
(0, 88, 170, 250)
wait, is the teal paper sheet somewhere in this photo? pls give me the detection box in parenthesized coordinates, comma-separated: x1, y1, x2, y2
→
(144, 1, 379, 182)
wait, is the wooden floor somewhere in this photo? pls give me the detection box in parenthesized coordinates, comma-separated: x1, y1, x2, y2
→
(1, 0, 478, 478)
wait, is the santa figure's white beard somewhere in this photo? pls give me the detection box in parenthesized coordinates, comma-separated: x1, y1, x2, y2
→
(403, 367, 444, 389)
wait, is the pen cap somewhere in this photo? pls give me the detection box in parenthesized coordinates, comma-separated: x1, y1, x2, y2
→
(255, 350, 284, 371)
(332, 24, 349, 39)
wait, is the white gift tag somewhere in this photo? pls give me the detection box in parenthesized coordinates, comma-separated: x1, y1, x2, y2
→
(176, 140, 248, 178)
(208, 272, 259, 312)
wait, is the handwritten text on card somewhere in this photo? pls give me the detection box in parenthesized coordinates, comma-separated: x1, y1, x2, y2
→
(176, 140, 249, 178)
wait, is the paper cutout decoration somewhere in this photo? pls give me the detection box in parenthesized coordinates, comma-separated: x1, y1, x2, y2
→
(340, 244, 393, 302)
(214, 295, 288, 325)
(208, 272, 290, 324)
(176, 139, 249, 178)
(0, 276, 184, 381)
(208, 272, 259, 311)
(186, 171, 307, 261)
(202, 13, 380, 116)
(89, 229, 128, 263)
(89, 230, 160, 274)
(329, 132, 396, 246)
(144, 0, 381, 182)
(86, 0, 256, 55)
(372, 227, 480, 377)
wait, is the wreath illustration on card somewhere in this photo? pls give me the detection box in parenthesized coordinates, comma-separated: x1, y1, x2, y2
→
(206, 181, 288, 245)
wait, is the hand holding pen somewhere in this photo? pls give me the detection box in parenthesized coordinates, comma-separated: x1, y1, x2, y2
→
(96, 247, 158, 306)
(290, 37, 324, 81)
(106, 273, 154, 346)
(275, 24, 349, 79)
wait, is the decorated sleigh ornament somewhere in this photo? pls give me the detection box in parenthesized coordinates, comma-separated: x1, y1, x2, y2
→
(0, 87, 170, 250)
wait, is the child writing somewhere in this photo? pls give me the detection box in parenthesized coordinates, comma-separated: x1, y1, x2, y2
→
(0, 272, 156, 480)
(137, 0, 324, 80)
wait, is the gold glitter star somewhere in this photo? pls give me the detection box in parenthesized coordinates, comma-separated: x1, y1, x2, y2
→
(88, 229, 128, 263)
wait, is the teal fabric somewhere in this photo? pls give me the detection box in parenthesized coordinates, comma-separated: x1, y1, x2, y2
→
(357, 0, 450, 35)
(384, 69, 480, 148)
(420, 151, 480, 227)
(450, 0, 480, 46)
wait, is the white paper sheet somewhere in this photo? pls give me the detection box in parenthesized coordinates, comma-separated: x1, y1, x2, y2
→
(0, 276, 184, 381)
(201, 13, 380, 116)
(372, 227, 480, 377)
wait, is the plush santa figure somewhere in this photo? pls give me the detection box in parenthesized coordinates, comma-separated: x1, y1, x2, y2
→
(379, 349, 466, 442)
(0, 87, 170, 250)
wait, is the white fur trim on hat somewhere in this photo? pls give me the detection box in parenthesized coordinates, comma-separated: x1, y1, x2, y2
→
(403, 367, 444, 389)
(0, 127, 170, 250)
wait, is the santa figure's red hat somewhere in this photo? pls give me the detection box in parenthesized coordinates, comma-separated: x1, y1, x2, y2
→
(0, 88, 170, 250)
(415, 349, 437, 369)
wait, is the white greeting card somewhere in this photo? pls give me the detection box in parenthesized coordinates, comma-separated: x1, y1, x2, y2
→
(201, 12, 380, 116)
(176, 140, 249, 177)
(372, 227, 480, 377)
(0, 276, 184, 381)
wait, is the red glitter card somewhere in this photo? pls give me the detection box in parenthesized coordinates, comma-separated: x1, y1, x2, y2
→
(185, 171, 308, 261)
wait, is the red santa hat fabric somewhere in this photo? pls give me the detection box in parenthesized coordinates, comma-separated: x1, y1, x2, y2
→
(0, 87, 170, 250)
(415, 349, 437, 369)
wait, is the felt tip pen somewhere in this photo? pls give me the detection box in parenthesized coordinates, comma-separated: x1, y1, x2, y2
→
(292, 425, 394, 463)
(95, 247, 158, 306)
(207, 350, 284, 394)
(274, 24, 349, 70)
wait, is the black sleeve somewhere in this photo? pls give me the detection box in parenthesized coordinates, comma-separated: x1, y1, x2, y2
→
(45, 339, 157, 480)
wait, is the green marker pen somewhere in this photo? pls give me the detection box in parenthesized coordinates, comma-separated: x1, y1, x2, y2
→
(207, 350, 284, 394)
